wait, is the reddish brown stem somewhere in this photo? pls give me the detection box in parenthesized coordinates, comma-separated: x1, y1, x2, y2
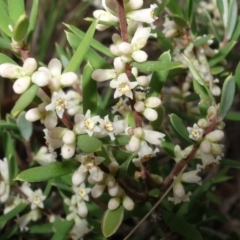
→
(116, 0, 128, 42)
(61, 112, 73, 130)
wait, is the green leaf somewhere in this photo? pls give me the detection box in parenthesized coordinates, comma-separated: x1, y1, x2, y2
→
(156, 0, 170, 15)
(0, 37, 11, 49)
(209, 41, 236, 67)
(131, 60, 184, 73)
(171, 15, 188, 28)
(12, 13, 29, 42)
(204, 10, 221, 42)
(225, 111, 240, 121)
(149, 51, 171, 94)
(167, 0, 183, 16)
(0, 53, 17, 64)
(66, 31, 111, 70)
(194, 34, 214, 47)
(15, 161, 79, 182)
(155, 29, 173, 51)
(0, 121, 19, 132)
(210, 66, 224, 75)
(102, 205, 124, 238)
(51, 218, 74, 240)
(0, 5, 14, 36)
(161, 135, 175, 158)
(117, 153, 136, 178)
(11, 84, 39, 117)
(163, 211, 203, 240)
(82, 62, 98, 115)
(0, 203, 28, 223)
(65, 23, 114, 58)
(7, 0, 25, 23)
(169, 114, 191, 143)
(231, 17, 240, 41)
(219, 75, 235, 119)
(182, 54, 215, 105)
(29, 224, 53, 234)
(220, 158, 240, 169)
(16, 111, 32, 141)
(77, 134, 102, 153)
(64, 19, 98, 73)
(27, 0, 39, 43)
(225, 0, 238, 40)
(2, 131, 18, 181)
(101, 135, 131, 146)
(235, 61, 240, 92)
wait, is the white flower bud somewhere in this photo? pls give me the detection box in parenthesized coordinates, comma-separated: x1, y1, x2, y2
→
(145, 97, 161, 108)
(122, 195, 134, 211)
(48, 127, 65, 139)
(91, 184, 105, 198)
(181, 170, 201, 184)
(60, 72, 77, 86)
(134, 101, 145, 112)
(127, 0, 143, 9)
(205, 130, 224, 142)
(23, 58, 37, 75)
(77, 202, 88, 218)
(211, 143, 222, 156)
(106, 175, 116, 187)
(91, 168, 104, 183)
(48, 58, 62, 77)
(118, 42, 132, 55)
(133, 127, 144, 138)
(110, 44, 120, 56)
(113, 57, 125, 73)
(62, 130, 76, 144)
(44, 112, 58, 130)
(173, 181, 185, 198)
(112, 33, 121, 44)
(127, 135, 141, 152)
(108, 197, 121, 210)
(200, 140, 211, 153)
(108, 183, 120, 196)
(132, 50, 148, 62)
(0, 64, 23, 79)
(108, 161, 120, 173)
(13, 76, 31, 94)
(136, 75, 149, 86)
(25, 108, 42, 122)
(32, 71, 49, 87)
(72, 171, 87, 185)
(61, 143, 75, 159)
(197, 118, 209, 129)
(143, 108, 158, 121)
(92, 69, 116, 82)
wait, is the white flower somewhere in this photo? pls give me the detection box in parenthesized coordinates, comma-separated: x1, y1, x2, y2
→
(16, 209, 40, 232)
(74, 109, 101, 137)
(112, 97, 131, 115)
(75, 154, 105, 183)
(43, 129, 63, 152)
(110, 73, 138, 99)
(142, 128, 165, 145)
(33, 146, 57, 165)
(181, 169, 202, 185)
(69, 217, 91, 240)
(0, 157, 10, 202)
(73, 183, 91, 202)
(187, 123, 204, 141)
(20, 183, 46, 209)
(45, 91, 72, 118)
(168, 179, 191, 204)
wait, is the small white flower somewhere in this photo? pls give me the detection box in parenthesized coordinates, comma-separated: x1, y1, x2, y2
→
(98, 115, 115, 140)
(73, 183, 91, 202)
(45, 91, 72, 118)
(69, 217, 91, 240)
(33, 146, 57, 165)
(110, 73, 138, 99)
(187, 123, 204, 141)
(74, 110, 101, 137)
(76, 154, 105, 182)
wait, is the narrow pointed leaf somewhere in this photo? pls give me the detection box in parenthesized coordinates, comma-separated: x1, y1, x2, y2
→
(51, 218, 74, 240)
(219, 75, 235, 119)
(102, 205, 124, 238)
(220, 158, 240, 169)
(11, 84, 39, 117)
(0, 53, 17, 64)
(16, 111, 32, 141)
(77, 134, 102, 153)
(169, 114, 191, 143)
(131, 60, 184, 73)
(0, 5, 14, 36)
(27, 0, 39, 43)
(82, 62, 98, 115)
(117, 153, 136, 178)
(8, 0, 25, 23)
(225, 0, 237, 40)
(15, 161, 79, 182)
(64, 19, 98, 73)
